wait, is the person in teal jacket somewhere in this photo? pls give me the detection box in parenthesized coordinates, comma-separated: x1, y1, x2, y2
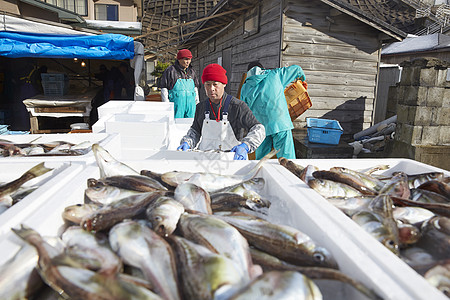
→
(240, 61, 306, 159)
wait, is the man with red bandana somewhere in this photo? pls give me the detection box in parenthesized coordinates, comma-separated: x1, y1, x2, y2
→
(158, 49, 200, 118)
(177, 63, 265, 160)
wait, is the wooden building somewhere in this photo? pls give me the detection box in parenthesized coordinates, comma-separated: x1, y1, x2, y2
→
(139, 0, 435, 140)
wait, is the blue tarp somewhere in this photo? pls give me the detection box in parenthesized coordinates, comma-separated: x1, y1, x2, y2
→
(0, 32, 135, 59)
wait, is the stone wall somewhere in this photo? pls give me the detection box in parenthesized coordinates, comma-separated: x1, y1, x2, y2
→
(385, 58, 450, 170)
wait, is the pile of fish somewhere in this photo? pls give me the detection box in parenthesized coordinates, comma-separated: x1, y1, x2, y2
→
(0, 139, 92, 157)
(0, 145, 383, 300)
(279, 157, 450, 297)
(0, 162, 53, 214)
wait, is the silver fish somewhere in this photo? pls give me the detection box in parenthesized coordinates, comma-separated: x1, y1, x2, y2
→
(84, 184, 144, 205)
(61, 226, 122, 275)
(400, 247, 437, 275)
(213, 178, 270, 207)
(167, 235, 246, 300)
(308, 178, 363, 198)
(417, 216, 450, 260)
(174, 182, 212, 214)
(326, 196, 375, 217)
(378, 172, 410, 198)
(145, 195, 185, 236)
(92, 143, 139, 178)
(228, 271, 322, 300)
(164, 149, 277, 193)
(98, 175, 168, 192)
(330, 167, 385, 192)
(109, 220, 180, 300)
(62, 203, 102, 225)
(424, 263, 450, 297)
(403, 172, 445, 189)
(178, 212, 259, 281)
(214, 212, 338, 269)
(393, 206, 435, 225)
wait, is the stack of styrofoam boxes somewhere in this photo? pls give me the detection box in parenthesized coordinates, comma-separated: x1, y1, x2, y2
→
(0, 133, 121, 164)
(92, 101, 175, 160)
(0, 158, 447, 299)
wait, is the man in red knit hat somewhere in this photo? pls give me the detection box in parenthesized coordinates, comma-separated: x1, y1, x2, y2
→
(177, 63, 265, 160)
(158, 49, 200, 118)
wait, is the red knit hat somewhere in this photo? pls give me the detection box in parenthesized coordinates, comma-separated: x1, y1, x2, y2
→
(177, 49, 192, 59)
(201, 64, 228, 84)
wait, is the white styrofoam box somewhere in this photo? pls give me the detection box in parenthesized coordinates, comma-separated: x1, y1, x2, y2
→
(0, 133, 121, 163)
(168, 121, 192, 150)
(0, 158, 445, 299)
(91, 115, 109, 133)
(121, 149, 235, 161)
(0, 161, 84, 240)
(127, 102, 175, 124)
(97, 101, 133, 119)
(264, 158, 449, 300)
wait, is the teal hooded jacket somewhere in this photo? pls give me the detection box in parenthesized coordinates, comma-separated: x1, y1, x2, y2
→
(240, 65, 305, 136)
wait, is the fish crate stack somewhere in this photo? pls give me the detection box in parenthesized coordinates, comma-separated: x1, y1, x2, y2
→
(93, 101, 184, 159)
(0, 155, 448, 299)
(0, 133, 121, 163)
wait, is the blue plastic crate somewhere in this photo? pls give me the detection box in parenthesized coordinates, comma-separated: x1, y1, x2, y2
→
(306, 118, 343, 145)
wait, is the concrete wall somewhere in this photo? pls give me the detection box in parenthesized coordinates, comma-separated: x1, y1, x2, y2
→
(386, 58, 450, 170)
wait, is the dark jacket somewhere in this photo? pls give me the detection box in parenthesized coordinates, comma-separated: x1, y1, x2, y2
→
(158, 60, 199, 90)
(180, 92, 266, 152)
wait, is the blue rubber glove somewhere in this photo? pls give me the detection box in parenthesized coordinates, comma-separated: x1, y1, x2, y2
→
(177, 142, 190, 151)
(231, 143, 249, 160)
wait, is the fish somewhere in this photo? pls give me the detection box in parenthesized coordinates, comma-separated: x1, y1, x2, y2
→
(228, 271, 322, 300)
(326, 196, 375, 217)
(378, 172, 410, 198)
(416, 180, 450, 200)
(390, 195, 450, 218)
(109, 220, 181, 300)
(278, 157, 304, 178)
(164, 149, 278, 193)
(81, 192, 162, 232)
(424, 262, 450, 297)
(0, 162, 53, 201)
(61, 226, 122, 275)
(397, 223, 421, 247)
(62, 203, 102, 225)
(416, 216, 450, 260)
(213, 178, 267, 202)
(358, 165, 390, 175)
(308, 178, 363, 198)
(174, 182, 212, 214)
(210, 192, 269, 214)
(145, 195, 185, 236)
(84, 183, 145, 205)
(312, 170, 378, 195)
(393, 206, 435, 225)
(401, 172, 445, 189)
(400, 247, 438, 275)
(167, 235, 247, 300)
(141, 169, 175, 190)
(329, 167, 386, 192)
(249, 248, 382, 300)
(178, 212, 259, 281)
(0, 244, 44, 300)
(12, 224, 160, 300)
(92, 143, 139, 178)
(95, 175, 168, 192)
(214, 212, 338, 269)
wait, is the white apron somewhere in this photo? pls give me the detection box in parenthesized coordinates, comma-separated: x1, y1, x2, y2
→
(197, 95, 240, 151)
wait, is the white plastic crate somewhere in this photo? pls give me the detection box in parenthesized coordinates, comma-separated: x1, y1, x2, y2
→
(0, 158, 446, 299)
(97, 101, 133, 119)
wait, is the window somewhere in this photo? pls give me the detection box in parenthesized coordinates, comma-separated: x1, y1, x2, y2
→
(95, 4, 119, 21)
(44, 0, 87, 16)
(243, 6, 260, 38)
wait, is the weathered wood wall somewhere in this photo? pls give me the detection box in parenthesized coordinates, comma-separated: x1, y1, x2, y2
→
(281, 0, 382, 138)
(192, 0, 282, 100)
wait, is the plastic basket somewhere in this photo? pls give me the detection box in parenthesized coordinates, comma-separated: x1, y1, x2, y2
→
(306, 118, 343, 145)
(41, 73, 69, 96)
(284, 80, 312, 121)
